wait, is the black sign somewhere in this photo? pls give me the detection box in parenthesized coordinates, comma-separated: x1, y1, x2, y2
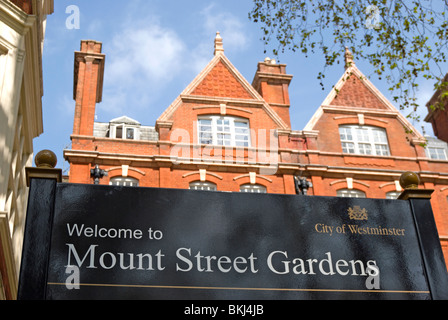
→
(18, 180, 448, 300)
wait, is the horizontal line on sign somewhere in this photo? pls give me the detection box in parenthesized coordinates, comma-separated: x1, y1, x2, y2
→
(47, 282, 430, 295)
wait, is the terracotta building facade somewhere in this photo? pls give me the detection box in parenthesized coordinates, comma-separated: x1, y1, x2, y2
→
(64, 35, 448, 267)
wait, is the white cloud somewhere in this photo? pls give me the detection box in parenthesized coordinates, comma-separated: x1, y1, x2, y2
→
(100, 19, 186, 117)
(96, 2, 250, 122)
(108, 26, 185, 82)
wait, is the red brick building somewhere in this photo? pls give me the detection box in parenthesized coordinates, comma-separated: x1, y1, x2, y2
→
(425, 73, 448, 143)
(64, 35, 448, 265)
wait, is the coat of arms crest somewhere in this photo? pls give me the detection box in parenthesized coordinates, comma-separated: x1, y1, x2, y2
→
(348, 206, 368, 220)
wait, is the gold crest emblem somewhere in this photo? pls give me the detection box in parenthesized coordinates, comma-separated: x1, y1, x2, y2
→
(348, 206, 368, 220)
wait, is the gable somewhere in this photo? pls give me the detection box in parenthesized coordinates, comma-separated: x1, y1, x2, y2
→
(191, 60, 253, 99)
(304, 66, 425, 141)
(329, 74, 389, 110)
(157, 52, 289, 129)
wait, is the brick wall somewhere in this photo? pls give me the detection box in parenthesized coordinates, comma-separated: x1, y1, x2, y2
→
(191, 61, 252, 99)
(330, 74, 388, 109)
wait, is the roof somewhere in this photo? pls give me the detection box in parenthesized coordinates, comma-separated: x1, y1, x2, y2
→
(109, 115, 141, 125)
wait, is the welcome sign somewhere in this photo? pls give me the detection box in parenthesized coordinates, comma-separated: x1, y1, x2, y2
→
(18, 180, 448, 300)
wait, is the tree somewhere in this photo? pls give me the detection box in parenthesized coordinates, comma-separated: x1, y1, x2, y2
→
(249, 0, 448, 122)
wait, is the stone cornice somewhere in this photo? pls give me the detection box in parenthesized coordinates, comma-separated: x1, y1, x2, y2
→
(180, 94, 264, 107)
(64, 146, 448, 184)
(0, 0, 34, 35)
(155, 120, 173, 131)
(251, 72, 293, 89)
(321, 105, 398, 117)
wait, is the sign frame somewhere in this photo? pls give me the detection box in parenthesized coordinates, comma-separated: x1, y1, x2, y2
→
(17, 177, 448, 300)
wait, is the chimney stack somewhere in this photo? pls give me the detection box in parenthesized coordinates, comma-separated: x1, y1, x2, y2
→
(72, 40, 105, 136)
(252, 58, 293, 127)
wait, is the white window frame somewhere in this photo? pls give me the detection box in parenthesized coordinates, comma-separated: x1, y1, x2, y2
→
(110, 177, 139, 187)
(240, 184, 267, 193)
(339, 125, 390, 156)
(197, 116, 250, 147)
(110, 124, 140, 140)
(189, 181, 217, 191)
(427, 147, 447, 160)
(336, 189, 366, 198)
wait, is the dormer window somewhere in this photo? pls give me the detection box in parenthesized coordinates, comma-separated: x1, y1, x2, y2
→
(427, 147, 447, 160)
(115, 125, 123, 139)
(424, 136, 448, 160)
(111, 124, 139, 140)
(109, 116, 141, 140)
(126, 128, 135, 140)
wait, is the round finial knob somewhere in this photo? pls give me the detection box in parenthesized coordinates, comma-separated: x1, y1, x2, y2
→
(399, 171, 420, 189)
(35, 150, 57, 169)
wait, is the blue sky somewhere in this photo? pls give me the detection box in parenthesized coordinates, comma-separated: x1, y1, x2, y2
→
(34, 0, 440, 173)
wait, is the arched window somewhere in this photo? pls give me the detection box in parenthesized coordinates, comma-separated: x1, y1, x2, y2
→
(386, 191, 401, 199)
(189, 181, 217, 191)
(198, 116, 250, 147)
(110, 177, 139, 187)
(339, 125, 390, 156)
(240, 184, 267, 193)
(336, 189, 366, 198)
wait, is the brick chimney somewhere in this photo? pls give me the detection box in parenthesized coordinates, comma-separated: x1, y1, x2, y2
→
(72, 40, 105, 136)
(252, 58, 293, 127)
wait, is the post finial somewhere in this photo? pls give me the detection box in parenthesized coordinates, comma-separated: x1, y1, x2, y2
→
(399, 171, 420, 190)
(345, 47, 355, 69)
(26, 150, 62, 186)
(35, 150, 58, 169)
(214, 31, 224, 56)
(397, 171, 434, 200)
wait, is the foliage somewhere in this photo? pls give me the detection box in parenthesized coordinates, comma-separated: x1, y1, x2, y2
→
(249, 0, 448, 120)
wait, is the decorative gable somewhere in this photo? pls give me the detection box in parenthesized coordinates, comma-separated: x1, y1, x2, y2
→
(191, 60, 253, 99)
(329, 74, 389, 110)
(157, 32, 289, 130)
(304, 49, 425, 143)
